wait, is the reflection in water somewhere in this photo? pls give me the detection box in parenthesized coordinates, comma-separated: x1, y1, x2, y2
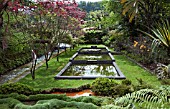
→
(62, 64, 118, 76)
(80, 49, 107, 52)
(75, 54, 111, 60)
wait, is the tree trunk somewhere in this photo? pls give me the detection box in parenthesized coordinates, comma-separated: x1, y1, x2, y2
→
(57, 46, 60, 54)
(70, 47, 71, 51)
(73, 44, 75, 49)
(45, 54, 49, 69)
(0, 0, 9, 49)
(57, 46, 59, 62)
(0, 13, 3, 49)
(57, 56, 59, 62)
(65, 47, 67, 54)
(31, 59, 37, 80)
(45, 59, 49, 69)
(31, 50, 37, 80)
(0, 13, 3, 28)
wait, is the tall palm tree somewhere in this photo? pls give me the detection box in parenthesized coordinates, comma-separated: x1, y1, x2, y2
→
(121, 0, 166, 25)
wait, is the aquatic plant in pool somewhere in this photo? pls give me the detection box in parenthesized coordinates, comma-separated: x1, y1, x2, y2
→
(55, 46, 125, 79)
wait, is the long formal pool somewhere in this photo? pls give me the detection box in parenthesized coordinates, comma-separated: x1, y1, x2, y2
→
(62, 64, 118, 76)
(74, 54, 111, 60)
(54, 46, 126, 79)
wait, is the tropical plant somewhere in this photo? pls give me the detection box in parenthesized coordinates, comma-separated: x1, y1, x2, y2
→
(121, 0, 144, 22)
(120, 0, 169, 44)
(154, 63, 170, 79)
(138, 20, 170, 57)
(121, 0, 166, 23)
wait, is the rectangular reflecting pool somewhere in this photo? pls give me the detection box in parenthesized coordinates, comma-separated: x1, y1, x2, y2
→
(79, 48, 107, 52)
(62, 64, 118, 77)
(74, 54, 111, 61)
(55, 46, 126, 79)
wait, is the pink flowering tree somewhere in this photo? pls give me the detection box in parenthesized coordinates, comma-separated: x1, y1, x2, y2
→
(6, 0, 86, 79)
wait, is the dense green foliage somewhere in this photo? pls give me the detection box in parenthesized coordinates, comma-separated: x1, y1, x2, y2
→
(83, 30, 106, 44)
(0, 83, 39, 95)
(91, 77, 153, 98)
(78, 1, 102, 13)
(120, 0, 170, 63)
(91, 78, 132, 97)
(96, 0, 170, 65)
(0, 93, 115, 109)
(0, 49, 31, 74)
(0, 12, 45, 75)
(1, 85, 170, 109)
(0, 96, 99, 109)
(15, 99, 98, 109)
(115, 86, 170, 108)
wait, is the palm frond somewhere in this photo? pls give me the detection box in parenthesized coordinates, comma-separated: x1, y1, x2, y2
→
(122, 0, 144, 22)
(138, 20, 170, 54)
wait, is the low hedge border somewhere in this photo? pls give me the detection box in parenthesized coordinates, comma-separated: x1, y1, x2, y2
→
(41, 84, 91, 94)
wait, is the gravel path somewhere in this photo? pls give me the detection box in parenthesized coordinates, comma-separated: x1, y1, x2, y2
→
(0, 49, 66, 85)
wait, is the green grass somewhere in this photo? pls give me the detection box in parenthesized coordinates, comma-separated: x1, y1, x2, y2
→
(18, 45, 97, 90)
(114, 55, 161, 87)
(0, 104, 9, 109)
(17, 44, 161, 90)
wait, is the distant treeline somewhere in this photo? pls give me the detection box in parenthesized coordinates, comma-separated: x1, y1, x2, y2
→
(78, 1, 103, 13)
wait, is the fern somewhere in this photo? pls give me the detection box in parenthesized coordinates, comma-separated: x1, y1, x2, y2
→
(101, 104, 135, 109)
(115, 88, 170, 109)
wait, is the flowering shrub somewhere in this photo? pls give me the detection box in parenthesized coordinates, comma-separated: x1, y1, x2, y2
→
(125, 36, 154, 64)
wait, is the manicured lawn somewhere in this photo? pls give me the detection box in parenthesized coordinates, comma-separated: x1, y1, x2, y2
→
(18, 44, 161, 90)
(114, 55, 161, 87)
(18, 45, 94, 90)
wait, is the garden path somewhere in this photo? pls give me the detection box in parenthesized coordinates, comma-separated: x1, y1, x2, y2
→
(0, 43, 71, 85)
